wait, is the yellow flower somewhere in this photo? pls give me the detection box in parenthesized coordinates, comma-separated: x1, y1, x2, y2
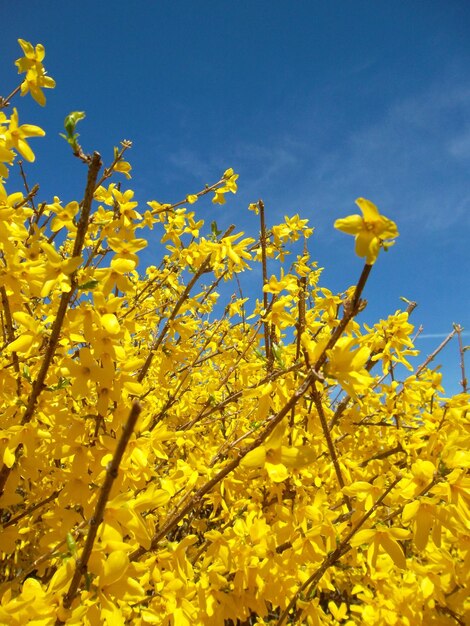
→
(398, 460, 436, 499)
(112, 188, 141, 226)
(334, 198, 398, 265)
(212, 189, 226, 205)
(0, 113, 15, 178)
(240, 422, 317, 483)
(5, 311, 43, 355)
(351, 525, 411, 570)
(4, 108, 45, 162)
(262, 270, 299, 295)
(402, 499, 438, 551)
(49, 198, 79, 233)
(272, 214, 313, 245)
(212, 169, 239, 204)
(328, 600, 348, 622)
(107, 234, 148, 266)
(325, 336, 373, 399)
(39, 241, 82, 297)
(94, 257, 136, 296)
(15, 39, 56, 106)
(63, 348, 101, 397)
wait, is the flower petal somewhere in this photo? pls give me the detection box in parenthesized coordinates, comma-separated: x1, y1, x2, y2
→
(334, 214, 363, 235)
(356, 197, 380, 220)
(379, 534, 406, 569)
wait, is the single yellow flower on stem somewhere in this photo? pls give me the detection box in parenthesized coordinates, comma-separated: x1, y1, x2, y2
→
(5, 108, 45, 162)
(334, 198, 398, 265)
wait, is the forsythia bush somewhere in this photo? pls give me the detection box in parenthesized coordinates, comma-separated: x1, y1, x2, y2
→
(0, 40, 469, 626)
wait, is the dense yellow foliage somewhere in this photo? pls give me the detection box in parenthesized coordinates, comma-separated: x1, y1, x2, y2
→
(0, 41, 469, 626)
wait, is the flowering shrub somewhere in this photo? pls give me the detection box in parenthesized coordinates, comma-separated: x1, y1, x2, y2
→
(0, 41, 469, 626)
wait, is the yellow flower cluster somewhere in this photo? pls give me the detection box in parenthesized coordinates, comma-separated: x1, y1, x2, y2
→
(0, 40, 468, 626)
(15, 38, 56, 106)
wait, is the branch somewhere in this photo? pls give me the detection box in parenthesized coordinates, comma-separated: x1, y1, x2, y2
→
(311, 386, 352, 511)
(314, 263, 372, 372)
(414, 327, 457, 379)
(0, 152, 102, 498)
(59, 401, 141, 614)
(0, 84, 21, 109)
(258, 199, 273, 370)
(454, 324, 467, 393)
(276, 474, 402, 625)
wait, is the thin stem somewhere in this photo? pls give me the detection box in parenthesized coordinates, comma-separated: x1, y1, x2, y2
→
(454, 324, 467, 393)
(147, 178, 229, 217)
(258, 199, 272, 369)
(17, 161, 38, 214)
(0, 84, 21, 109)
(314, 264, 372, 372)
(312, 386, 352, 511)
(2, 489, 62, 528)
(414, 327, 458, 379)
(0, 286, 21, 395)
(95, 139, 133, 187)
(295, 275, 307, 363)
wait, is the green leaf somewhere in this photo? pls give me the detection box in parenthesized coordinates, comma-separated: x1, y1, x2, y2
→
(61, 111, 86, 151)
(272, 342, 286, 368)
(64, 111, 86, 135)
(78, 279, 100, 290)
(66, 532, 77, 556)
(46, 377, 71, 392)
(211, 220, 222, 240)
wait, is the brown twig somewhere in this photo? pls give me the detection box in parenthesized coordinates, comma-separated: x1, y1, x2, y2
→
(17, 161, 39, 214)
(0, 286, 22, 396)
(258, 199, 272, 370)
(435, 603, 466, 626)
(147, 177, 231, 217)
(94, 139, 133, 187)
(311, 386, 352, 511)
(2, 489, 62, 528)
(295, 275, 307, 364)
(414, 327, 458, 379)
(314, 263, 372, 372)
(0, 152, 102, 498)
(0, 84, 21, 109)
(276, 474, 402, 625)
(59, 401, 141, 614)
(289, 273, 308, 442)
(454, 324, 467, 393)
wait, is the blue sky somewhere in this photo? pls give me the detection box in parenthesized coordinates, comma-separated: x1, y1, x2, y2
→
(3, 1, 470, 394)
